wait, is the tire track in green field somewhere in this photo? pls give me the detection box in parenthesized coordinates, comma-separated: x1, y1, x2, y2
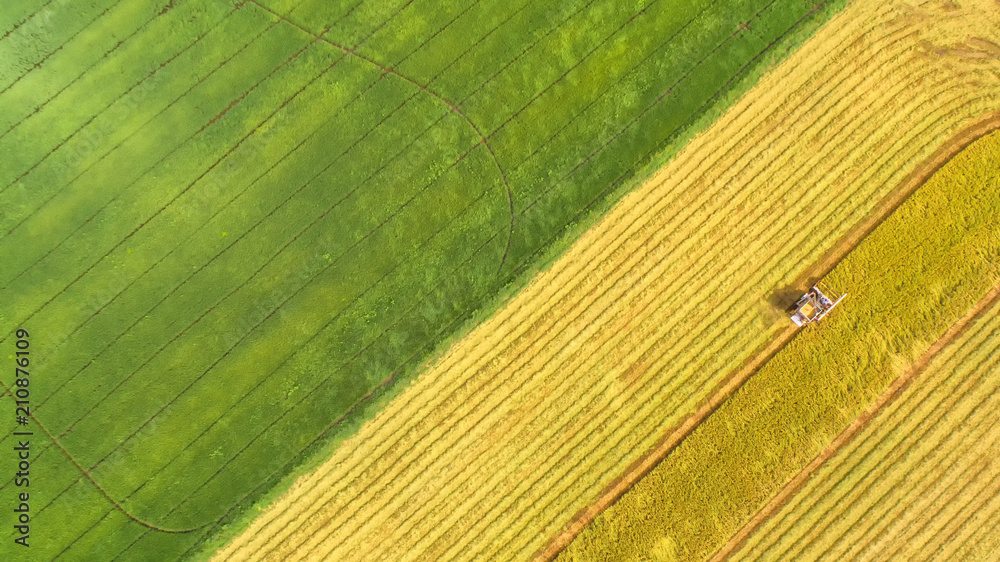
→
(0, 0, 125, 91)
(0, 387, 204, 535)
(246, 0, 516, 272)
(0, 0, 172, 99)
(0, 0, 57, 41)
(0, 0, 195, 139)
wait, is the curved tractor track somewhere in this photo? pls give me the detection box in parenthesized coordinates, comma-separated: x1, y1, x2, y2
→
(216, 0, 1000, 560)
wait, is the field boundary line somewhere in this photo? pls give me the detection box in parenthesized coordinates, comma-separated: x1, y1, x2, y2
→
(710, 118, 1000, 561)
(537, 112, 1000, 562)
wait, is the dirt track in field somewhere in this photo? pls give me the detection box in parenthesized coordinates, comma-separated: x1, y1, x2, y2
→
(712, 279, 1000, 562)
(214, 0, 1000, 560)
(538, 113, 1000, 561)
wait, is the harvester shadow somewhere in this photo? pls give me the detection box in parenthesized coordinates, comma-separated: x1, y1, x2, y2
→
(769, 285, 806, 313)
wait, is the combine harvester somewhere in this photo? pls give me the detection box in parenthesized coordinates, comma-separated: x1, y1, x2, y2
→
(790, 282, 846, 327)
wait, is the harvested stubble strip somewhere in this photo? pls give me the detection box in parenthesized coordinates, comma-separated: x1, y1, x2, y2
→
(214, 0, 1000, 560)
(735, 280, 1000, 557)
(564, 129, 1000, 561)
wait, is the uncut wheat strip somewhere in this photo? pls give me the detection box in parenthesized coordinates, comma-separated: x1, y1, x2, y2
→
(292, 42, 988, 560)
(773, 330, 1000, 560)
(739, 313, 1000, 560)
(314, 47, 976, 560)
(221, 3, 1000, 556)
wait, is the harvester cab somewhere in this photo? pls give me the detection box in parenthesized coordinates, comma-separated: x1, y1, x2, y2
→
(790, 282, 846, 327)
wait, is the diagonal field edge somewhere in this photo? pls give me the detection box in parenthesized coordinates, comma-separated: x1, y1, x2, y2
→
(3, 0, 848, 552)
(13, 0, 720, 468)
(209, 1, 868, 556)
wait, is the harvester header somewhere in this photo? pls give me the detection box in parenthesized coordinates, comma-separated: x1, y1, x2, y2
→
(790, 282, 846, 327)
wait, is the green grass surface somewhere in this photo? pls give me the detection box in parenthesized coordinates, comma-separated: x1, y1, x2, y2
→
(561, 130, 1000, 561)
(0, 0, 844, 558)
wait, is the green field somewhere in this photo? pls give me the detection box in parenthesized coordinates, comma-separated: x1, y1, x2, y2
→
(561, 130, 1000, 561)
(0, 0, 841, 558)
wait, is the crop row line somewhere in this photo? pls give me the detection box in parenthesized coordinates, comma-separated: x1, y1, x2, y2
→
(21, 101, 483, 534)
(0, 0, 58, 42)
(729, 290, 1000, 559)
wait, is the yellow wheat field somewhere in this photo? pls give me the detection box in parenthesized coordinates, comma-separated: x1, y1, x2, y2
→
(733, 294, 1000, 562)
(214, 0, 1000, 560)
